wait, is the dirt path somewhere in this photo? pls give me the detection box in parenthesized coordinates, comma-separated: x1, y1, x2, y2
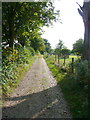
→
(2, 56, 72, 118)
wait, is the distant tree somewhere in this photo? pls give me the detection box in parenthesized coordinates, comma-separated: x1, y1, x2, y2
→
(61, 48, 71, 58)
(44, 39, 51, 53)
(72, 39, 84, 57)
(57, 40, 64, 49)
(49, 49, 55, 55)
(55, 40, 65, 55)
(30, 38, 45, 53)
(55, 40, 65, 65)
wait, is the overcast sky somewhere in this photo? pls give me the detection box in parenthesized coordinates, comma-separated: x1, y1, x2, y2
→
(41, 0, 84, 50)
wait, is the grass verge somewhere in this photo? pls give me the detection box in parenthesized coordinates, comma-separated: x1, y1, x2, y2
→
(45, 55, 88, 118)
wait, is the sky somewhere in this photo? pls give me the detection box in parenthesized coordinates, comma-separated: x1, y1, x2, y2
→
(41, 0, 84, 50)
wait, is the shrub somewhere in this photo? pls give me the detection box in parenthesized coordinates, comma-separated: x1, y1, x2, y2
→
(29, 47, 35, 56)
(2, 47, 18, 63)
(44, 55, 88, 118)
(1, 46, 36, 96)
(16, 47, 31, 64)
(74, 60, 89, 86)
(36, 50, 40, 55)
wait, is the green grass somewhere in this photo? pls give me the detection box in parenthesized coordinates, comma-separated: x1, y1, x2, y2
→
(45, 55, 88, 118)
(54, 55, 81, 65)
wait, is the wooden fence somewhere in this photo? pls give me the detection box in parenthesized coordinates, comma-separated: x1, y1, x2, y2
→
(54, 55, 78, 73)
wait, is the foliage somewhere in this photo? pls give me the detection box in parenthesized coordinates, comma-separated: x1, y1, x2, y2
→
(2, 47, 18, 63)
(44, 39, 51, 53)
(55, 40, 71, 59)
(17, 47, 31, 64)
(72, 39, 84, 56)
(74, 60, 90, 85)
(2, 2, 59, 49)
(2, 2, 59, 96)
(30, 37, 45, 53)
(61, 48, 71, 58)
(2, 46, 35, 64)
(55, 40, 65, 55)
(45, 55, 88, 118)
(35, 50, 41, 55)
(1, 46, 37, 96)
(57, 40, 64, 49)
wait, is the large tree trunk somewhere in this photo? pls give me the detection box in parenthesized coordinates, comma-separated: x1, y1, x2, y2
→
(8, 3, 16, 49)
(88, 3, 90, 68)
(9, 17, 14, 49)
(78, 1, 90, 67)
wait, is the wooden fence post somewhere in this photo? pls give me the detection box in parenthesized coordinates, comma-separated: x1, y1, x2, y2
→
(72, 58, 74, 73)
(63, 56, 66, 66)
(55, 54, 57, 63)
(58, 54, 60, 66)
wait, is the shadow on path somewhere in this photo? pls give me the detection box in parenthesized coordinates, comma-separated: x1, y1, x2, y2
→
(2, 85, 71, 119)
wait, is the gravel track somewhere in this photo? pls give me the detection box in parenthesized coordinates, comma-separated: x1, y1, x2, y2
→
(2, 56, 72, 118)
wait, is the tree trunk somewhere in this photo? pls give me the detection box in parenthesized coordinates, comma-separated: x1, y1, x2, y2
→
(88, 3, 90, 67)
(89, 21, 90, 67)
(78, 2, 90, 67)
(8, 3, 16, 49)
(71, 58, 74, 73)
(63, 56, 66, 66)
(9, 18, 14, 49)
(55, 54, 57, 62)
(58, 54, 60, 65)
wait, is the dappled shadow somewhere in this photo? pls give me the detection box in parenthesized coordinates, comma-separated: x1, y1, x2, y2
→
(2, 85, 71, 119)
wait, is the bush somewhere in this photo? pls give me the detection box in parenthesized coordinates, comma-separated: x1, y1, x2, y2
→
(1, 46, 37, 96)
(2, 47, 18, 63)
(29, 47, 35, 56)
(36, 50, 40, 55)
(74, 60, 89, 86)
(43, 52, 48, 59)
(17, 47, 30, 64)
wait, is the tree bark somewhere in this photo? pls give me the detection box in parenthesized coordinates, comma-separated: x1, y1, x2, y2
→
(9, 17, 14, 48)
(8, 3, 16, 49)
(78, 2, 90, 67)
(55, 54, 57, 62)
(88, 3, 90, 67)
(58, 54, 60, 65)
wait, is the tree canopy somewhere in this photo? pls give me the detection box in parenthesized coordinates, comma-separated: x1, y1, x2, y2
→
(43, 39, 51, 53)
(72, 38, 84, 56)
(2, 2, 59, 50)
(55, 40, 65, 55)
(54, 40, 71, 58)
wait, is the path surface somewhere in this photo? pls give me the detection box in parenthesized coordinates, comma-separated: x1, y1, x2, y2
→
(2, 56, 72, 118)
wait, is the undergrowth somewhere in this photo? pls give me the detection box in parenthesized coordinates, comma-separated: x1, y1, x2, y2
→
(1, 46, 38, 97)
(44, 55, 89, 118)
